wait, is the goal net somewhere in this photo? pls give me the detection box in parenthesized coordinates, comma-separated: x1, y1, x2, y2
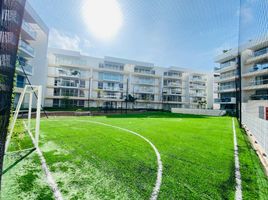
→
(5, 85, 42, 153)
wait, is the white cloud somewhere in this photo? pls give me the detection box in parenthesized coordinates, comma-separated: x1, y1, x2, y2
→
(48, 28, 93, 52)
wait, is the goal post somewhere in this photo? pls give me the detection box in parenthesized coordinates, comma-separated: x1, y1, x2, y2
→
(5, 85, 42, 153)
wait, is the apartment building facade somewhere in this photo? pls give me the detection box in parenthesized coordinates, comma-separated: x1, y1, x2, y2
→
(214, 35, 268, 113)
(45, 48, 213, 110)
(12, 1, 49, 106)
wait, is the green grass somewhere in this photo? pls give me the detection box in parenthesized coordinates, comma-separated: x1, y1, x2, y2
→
(2, 112, 268, 199)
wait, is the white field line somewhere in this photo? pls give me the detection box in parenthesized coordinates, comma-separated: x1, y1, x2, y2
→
(76, 120, 163, 200)
(232, 118, 242, 200)
(23, 121, 64, 200)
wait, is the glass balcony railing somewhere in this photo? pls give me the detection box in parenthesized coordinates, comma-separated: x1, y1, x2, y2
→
(103, 87, 122, 91)
(22, 21, 37, 39)
(247, 63, 268, 73)
(134, 89, 154, 93)
(250, 94, 268, 100)
(254, 47, 268, 57)
(17, 63, 33, 74)
(247, 79, 268, 86)
(214, 97, 236, 103)
(136, 80, 155, 85)
(190, 77, 207, 82)
(19, 40, 35, 57)
(164, 82, 181, 87)
(190, 93, 206, 97)
(134, 68, 155, 75)
(219, 85, 236, 91)
(220, 72, 238, 79)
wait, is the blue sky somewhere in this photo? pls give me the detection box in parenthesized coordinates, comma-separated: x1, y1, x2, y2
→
(28, 0, 266, 72)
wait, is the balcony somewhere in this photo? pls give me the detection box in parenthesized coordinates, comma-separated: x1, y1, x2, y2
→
(250, 94, 268, 100)
(16, 62, 33, 75)
(190, 77, 207, 82)
(0, 31, 17, 45)
(163, 88, 183, 95)
(189, 84, 206, 89)
(163, 72, 182, 79)
(18, 40, 35, 58)
(243, 79, 268, 90)
(190, 93, 206, 97)
(100, 94, 122, 99)
(243, 63, 268, 77)
(214, 62, 237, 73)
(135, 80, 155, 85)
(102, 87, 122, 92)
(21, 21, 37, 40)
(134, 88, 154, 93)
(164, 82, 182, 87)
(214, 97, 236, 104)
(134, 68, 155, 75)
(216, 73, 238, 83)
(99, 63, 124, 72)
(1, 9, 20, 25)
(246, 52, 268, 65)
(218, 85, 236, 93)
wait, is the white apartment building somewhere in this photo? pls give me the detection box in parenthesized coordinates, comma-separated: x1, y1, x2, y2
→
(45, 48, 213, 110)
(214, 49, 238, 111)
(12, 1, 49, 106)
(214, 35, 268, 113)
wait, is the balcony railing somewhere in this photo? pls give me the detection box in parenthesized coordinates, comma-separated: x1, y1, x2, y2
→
(247, 63, 268, 73)
(214, 97, 236, 104)
(254, 47, 268, 57)
(164, 82, 181, 87)
(246, 79, 268, 87)
(250, 94, 268, 100)
(99, 63, 124, 71)
(134, 68, 155, 75)
(22, 21, 37, 39)
(134, 89, 154, 93)
(219, 85, 236, 91)
(103, 87, 122, 91)
(17, 63, 33, 74)
(19, 40, 35, 57)
(136, 80, 155, 85)
(190, 93, 206, 97)
(190, 77, 207, 82)
(220, 72, 238, 79)
(215, 61, 237, 71)
(164, 73, 182, 78)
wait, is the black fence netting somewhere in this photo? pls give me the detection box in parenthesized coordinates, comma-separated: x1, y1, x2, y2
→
(0, 0, 26, 187)
(238, 0, 268, 156)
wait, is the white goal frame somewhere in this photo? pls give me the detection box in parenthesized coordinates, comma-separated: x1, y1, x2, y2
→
(5, 85, 42, 153)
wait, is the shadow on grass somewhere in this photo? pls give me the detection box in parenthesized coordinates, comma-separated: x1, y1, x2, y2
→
(104, 111, 210, 119)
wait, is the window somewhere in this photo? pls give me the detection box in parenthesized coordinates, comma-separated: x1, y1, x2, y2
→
(54, 88, 60, 96)
(80, 80, 85, 88)
(98, 82, 103, 89)
(53, 99, 60, 107)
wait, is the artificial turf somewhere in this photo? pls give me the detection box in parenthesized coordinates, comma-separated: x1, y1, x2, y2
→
(2, 112, 268, 199)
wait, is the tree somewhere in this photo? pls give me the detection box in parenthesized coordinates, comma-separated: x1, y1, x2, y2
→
(62, 96, 72, 109)
(198, 100, 207, 109)
(124, 94, 137, 110)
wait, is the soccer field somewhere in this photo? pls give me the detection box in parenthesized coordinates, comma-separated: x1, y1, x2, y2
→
(2, 112, 268, 199)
